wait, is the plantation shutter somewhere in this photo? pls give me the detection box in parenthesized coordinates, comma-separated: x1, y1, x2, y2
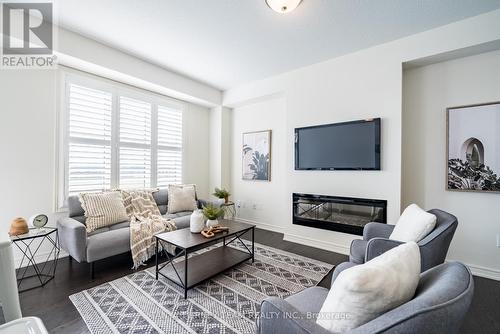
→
(157, 105, 182, 187)
(67, 83, 112, 195)
(119, 96, 152, 188)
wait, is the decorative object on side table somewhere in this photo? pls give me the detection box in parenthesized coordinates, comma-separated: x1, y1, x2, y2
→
(212, 187, 231, 204)
(242, 130, 272, 181)
(189, 209, 205, 233)
(202, 204, 224, 227)
(28, 214, 49, 229)
(10, 226, 60, 292)
(9, 217, 29, 236)
(447, 101, 500, 192)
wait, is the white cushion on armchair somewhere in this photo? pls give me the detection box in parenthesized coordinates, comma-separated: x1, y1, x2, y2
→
(389, 204, 436, 242)
(316, 242, 421, 333)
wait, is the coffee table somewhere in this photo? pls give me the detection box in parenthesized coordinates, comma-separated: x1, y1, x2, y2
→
(154, 219, 255, 299)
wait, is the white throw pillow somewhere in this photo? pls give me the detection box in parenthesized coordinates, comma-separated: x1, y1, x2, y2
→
(317, 242, 420, 333)
(167, 184, 198, 214)
(389, 204, 437, 242)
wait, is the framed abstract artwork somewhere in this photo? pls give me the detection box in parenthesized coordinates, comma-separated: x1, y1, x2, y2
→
(447, 101, 500, 192)
(242, 130, 272, 181)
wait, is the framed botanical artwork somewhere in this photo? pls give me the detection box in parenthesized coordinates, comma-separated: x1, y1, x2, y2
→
(447, 101, 500, 192)
(242, 130, 272, 181)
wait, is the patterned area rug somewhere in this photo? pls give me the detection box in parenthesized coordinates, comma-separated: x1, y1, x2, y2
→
(70, 241, 333, 334)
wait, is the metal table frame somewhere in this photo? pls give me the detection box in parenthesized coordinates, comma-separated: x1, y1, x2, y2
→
(11, 227, 60, 292)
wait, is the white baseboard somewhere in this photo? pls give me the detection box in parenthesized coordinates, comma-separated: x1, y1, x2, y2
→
(235, 217, 287, 234)
(283, 233, 350, 255)
(459, 262, 500, 281)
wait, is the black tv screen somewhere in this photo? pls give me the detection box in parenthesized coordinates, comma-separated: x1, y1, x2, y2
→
(295, 118, 381, 170)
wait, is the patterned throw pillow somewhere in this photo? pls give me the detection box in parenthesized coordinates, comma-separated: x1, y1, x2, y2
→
(121, 190, 161, 218)
(79, 191, 129, 233)
(167, 184, 198, 214)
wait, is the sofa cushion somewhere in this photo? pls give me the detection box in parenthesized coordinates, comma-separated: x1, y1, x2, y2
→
(172, 214, 191, 230)
(68, 195, 85, 218)
(163, 212, 191, 230)
(167, 184, 197, 214)
(390, 204, 436, 242)
(164, 211, 193, 219)
(317, 242, 420, 333)
(86, 227, 131, 262)
(109, 221, 130, 230)
(152, 188, 168, 215)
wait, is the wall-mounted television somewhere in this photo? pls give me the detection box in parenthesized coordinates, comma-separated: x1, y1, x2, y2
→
(295, 118, 381, 170)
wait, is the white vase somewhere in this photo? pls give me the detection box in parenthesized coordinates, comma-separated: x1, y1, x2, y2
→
(216, 198, 225, 205)
(190, 210, 205, 233)
(206, 219, 219, 228)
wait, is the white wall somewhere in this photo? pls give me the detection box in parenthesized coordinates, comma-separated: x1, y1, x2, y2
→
(231, 97, 288, 231)
(0, 69, 211, 265)
(208, 106, 231, 196)
(223, 10, 500, 259)
(183, 103, 211, 199)
(0, 70, 58, 261)
(402, 50, 500, 279)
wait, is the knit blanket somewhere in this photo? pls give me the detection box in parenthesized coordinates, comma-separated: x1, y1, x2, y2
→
(121, 190, 176, 269)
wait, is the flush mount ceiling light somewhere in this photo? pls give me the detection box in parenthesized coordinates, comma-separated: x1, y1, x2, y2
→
(266, 0, 302, 14)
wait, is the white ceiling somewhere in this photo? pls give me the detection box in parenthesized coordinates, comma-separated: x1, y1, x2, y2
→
(55, 0, 500, 90)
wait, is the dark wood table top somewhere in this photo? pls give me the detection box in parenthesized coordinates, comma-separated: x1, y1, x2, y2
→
(155, 219, 255, 250)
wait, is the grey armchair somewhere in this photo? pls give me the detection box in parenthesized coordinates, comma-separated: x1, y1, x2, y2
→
(257, 261, 474, 334)
(349, 209, 458, 272)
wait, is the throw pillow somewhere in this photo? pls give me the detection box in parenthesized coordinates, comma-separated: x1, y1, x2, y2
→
(120, 189, 161, 217)
(389, 204, 437, 242)
(167, 184, 197, 214)
(317, 242, 420, 333)
(79, 191, 129, 233)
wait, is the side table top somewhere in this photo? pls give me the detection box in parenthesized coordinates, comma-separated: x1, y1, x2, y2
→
(10, 227, 57, 241)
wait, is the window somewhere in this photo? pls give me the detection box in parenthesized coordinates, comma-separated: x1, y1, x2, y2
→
(157, 105, 183, 187)
(60, 74, 183, 208)
(119, 96, 152, 188)
(67, 84, 112, 194)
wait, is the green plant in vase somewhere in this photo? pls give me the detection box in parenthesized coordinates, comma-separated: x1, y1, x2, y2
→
(202, 204, 224, 227)
(212, 187, 231, 204)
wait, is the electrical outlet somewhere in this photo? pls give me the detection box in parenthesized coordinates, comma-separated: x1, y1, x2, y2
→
(497, 235, 500, 248)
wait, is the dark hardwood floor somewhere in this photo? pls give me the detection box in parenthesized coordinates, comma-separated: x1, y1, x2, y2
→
(1, 228, 498, 333)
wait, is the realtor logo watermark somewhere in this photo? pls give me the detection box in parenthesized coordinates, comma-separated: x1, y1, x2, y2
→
(1, 1, 57, 68)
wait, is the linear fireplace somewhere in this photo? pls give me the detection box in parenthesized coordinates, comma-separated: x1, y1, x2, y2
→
(292, 193, 387, 236)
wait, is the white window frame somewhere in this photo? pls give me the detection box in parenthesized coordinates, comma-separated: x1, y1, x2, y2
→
(56, 69, 185, 211)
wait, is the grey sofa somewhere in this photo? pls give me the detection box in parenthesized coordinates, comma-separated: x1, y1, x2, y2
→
(57, 189, 210, 277)
(257, 261, 474, 334)
(349, 209, 458, 272)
